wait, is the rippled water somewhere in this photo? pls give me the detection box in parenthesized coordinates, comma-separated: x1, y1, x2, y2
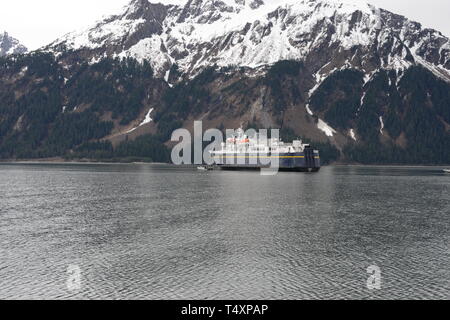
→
(0, 163, 449, 300)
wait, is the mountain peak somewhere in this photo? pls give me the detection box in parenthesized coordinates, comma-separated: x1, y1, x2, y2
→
(0, 31, 28, 57)
(47, 0, 450, 81)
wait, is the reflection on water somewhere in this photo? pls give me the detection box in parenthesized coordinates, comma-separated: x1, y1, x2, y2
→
(0, 163, 449, 300)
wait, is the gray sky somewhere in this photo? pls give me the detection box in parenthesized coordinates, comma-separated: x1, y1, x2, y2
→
(1, 0, 449, 50)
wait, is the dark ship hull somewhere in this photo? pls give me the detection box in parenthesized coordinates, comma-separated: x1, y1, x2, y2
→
(213, 148, 321, 172)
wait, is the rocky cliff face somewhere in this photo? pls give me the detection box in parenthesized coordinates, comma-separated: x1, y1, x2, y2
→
(0, 32, 27, 56)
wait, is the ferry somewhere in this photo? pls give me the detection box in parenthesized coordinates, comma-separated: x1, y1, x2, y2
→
(210, 128, 320, 172)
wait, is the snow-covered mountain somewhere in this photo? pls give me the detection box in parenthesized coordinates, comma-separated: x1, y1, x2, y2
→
(0, 31, 27, 56)
(48, 0, 450, 81)
(1, 0, 449, 163)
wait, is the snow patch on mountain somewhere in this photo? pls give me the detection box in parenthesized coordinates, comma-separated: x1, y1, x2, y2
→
(317, 119, 336, 137)
(58, 18, 147, 51)
(349, 129, 357, 141)
(116, 35, 173, 75)
(379, 116, 384, 135)
(126, 108, 154, 133)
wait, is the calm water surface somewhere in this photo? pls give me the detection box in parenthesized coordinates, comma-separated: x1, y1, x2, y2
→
(0, 163, 449, 300)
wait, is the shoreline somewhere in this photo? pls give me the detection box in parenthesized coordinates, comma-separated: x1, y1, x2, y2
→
(0, 158, 171, 165)
(0, 159, 448, 168)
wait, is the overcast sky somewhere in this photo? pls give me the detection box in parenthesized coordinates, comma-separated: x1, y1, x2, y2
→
(1, 0, 449, 50)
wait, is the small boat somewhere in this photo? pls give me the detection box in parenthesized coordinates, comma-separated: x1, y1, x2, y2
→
(197, 166, 214, 171)
(443, 169, 450, 173)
